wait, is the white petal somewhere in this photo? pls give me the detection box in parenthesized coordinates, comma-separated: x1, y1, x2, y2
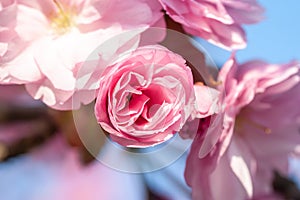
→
(230, 155, 253, 198)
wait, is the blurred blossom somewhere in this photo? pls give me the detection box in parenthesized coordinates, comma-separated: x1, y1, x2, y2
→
(159, 0, 264, 50)
(0, 83, 147, 200)
(0, 135, 147, 200)
(0, 0, 164, 110)
(185, 55, 300, 199)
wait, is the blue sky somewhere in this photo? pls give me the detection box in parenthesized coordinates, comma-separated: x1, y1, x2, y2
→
(197, 1, 300, 66)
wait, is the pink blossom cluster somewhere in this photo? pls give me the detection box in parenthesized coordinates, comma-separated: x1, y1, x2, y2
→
(1, 0, 300, 200)
(0, 0, 263, 110)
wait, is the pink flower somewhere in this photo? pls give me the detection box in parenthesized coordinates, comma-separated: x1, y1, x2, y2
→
(159, 0, 264, 50)
(94, 45, 218, 147)
(185, 55, 300, 199)
(0, 0, 164, 110)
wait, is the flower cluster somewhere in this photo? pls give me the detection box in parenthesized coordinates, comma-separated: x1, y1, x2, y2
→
(1, 0, 299, 200)
(0, 0, 263, 110)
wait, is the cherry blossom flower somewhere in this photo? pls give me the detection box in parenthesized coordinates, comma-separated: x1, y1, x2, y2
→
(94, 45, 195, 147)
(185, 55, 300, 199)
(94, 45, 219, 147)
(0, 0, 164, 110)
(159, 0, 264, 50)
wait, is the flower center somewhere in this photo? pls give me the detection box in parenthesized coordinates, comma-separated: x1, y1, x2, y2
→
(235, 116, 272, 135)
(50, 0, 76, 35)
